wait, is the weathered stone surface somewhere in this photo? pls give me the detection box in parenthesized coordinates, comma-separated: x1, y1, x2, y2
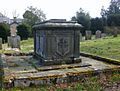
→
(2, 55, 120, 87)
(7, 37, 11, 47)
(0, 38, 2, 50)
(95, 30, 101, 39)
(8, 21, 21, 49)
(10, 22, 18, 36)
(85, 31, 92, 40)
(33, 19, 82, 65)
(101, 33, 107, 38)
(8, 36, 21, 49)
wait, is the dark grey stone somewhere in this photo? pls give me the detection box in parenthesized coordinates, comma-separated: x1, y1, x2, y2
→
(8, 36, 21, 49)
(33, 19, 82, 65)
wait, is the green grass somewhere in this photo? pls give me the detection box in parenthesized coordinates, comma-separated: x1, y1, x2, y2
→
(0, 36, 120, 90)
(0, 38, 34, 53)
(20, 38, 34, 53)
(80, 35, 120, 61)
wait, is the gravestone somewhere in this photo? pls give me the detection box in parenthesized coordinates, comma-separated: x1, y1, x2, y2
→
(9, 36, 21, 49)
(8, 21, 21, 49)
(33, 19, 82, 65)
(0, 38, 2, 50)
(10, 22, 18, 36)
(7, 37, 11, 47)
(95, 30, 101, 39)
(101, 33, 107, 38)
(85, 31, 92, 40)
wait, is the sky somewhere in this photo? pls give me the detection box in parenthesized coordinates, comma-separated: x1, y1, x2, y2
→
(0, 0, 111, 20)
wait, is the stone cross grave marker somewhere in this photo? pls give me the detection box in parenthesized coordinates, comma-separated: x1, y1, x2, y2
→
(8, 22, 21, 49)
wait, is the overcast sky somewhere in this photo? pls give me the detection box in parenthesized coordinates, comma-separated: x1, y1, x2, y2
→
(0, 0, 111, 20)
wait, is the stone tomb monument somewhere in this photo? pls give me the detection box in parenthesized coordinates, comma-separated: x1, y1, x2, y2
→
(8, 22, 21, 49)
(33, 19, 82, 65)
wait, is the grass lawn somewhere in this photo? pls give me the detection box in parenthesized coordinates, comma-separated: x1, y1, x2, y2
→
(0, 38, 34, 53)
(20, 38, 34, 53)
(80, 35, 120, 61)
(0, 36, 120, 91)
(1, 35, 120, 61)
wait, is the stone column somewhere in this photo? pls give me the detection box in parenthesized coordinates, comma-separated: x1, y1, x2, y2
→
(0, 38, 2, 50)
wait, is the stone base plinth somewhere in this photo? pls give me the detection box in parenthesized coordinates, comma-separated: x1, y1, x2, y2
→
(33, 54, 81, 66)
(8, 36, 21, 49)
(44, 58, 81, 66)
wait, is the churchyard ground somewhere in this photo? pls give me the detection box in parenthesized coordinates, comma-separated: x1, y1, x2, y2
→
(1, 35, 120, 91)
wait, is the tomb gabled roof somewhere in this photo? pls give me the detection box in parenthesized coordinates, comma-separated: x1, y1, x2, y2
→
(33, 19, 82, 30)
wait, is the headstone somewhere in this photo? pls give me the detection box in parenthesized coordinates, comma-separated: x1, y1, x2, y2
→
(8, 36, 21, 49)
(8, 21, 21, 49)
(95, 30, 101, 39)
(7, 37, 11, 47)
(0, 38, 2, 50)
(101, 33, 107, 38)
(10, 21, 18, 36)
(33, 19, 82, 65)
(85, 31, 92, 40)
(10, 36, 21, 49)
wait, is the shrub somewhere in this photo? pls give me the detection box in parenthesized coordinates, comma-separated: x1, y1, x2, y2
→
(104, 26, 120, 37)
(0, 23, 9, 43)
(17, 24, 31, 40)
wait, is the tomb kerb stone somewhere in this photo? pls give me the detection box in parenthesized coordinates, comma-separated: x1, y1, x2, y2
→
(33, 19, 82, 65)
